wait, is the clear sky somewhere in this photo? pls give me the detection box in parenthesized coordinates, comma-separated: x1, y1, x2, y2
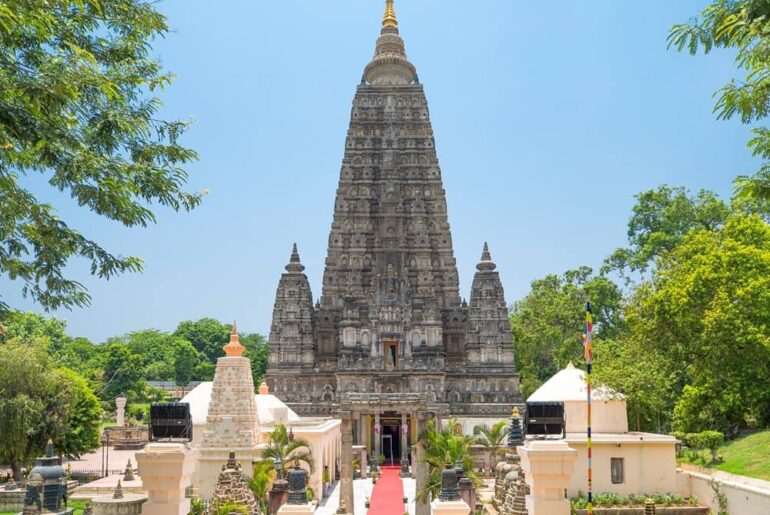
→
(2, 0, 757, 342)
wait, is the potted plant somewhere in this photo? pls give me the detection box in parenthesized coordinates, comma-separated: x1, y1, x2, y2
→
(365, 495, 370, 508)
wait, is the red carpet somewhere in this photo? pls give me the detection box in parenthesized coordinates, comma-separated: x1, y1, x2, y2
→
(369, 466, 405, 515)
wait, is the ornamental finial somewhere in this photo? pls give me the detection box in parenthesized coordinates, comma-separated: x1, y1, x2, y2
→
(223, 321, 245, 357)
(383, 0, 398, 28)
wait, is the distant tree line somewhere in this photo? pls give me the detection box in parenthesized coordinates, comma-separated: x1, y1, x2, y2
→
(0, 313, 268, 479)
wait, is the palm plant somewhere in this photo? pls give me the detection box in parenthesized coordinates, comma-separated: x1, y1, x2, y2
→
(248, 460, 276, 514)
(472, 420, 509, 467)
(261, 424, 315, 474)
(415, 418, 479, 502)
(217, 503, 248, 515)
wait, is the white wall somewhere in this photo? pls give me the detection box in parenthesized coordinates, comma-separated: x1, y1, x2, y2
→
(567, 441, 676, 497)
(676, 469, 770, 515)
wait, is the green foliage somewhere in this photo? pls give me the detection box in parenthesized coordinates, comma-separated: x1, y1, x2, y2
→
(248, 461, 276, 514)
(53, 368, 103, 459)
(416, 419, 479, 503)
(603, 186, 730, 280)
(173, 318, 230, 363)
(669, 1, 770, 205)
(0, 0, 200, 315)
(632, 213, 770, 432)
(217, 503, 248, 515)
(510, 266, 623, 397)
(261, 423, 315, 473)
(472, 421, 508, 465)
(570, 492, 692, 509)
(713, 430, 770, 480)
(188, 499, 206, 515)
(0, 337, 101, 479)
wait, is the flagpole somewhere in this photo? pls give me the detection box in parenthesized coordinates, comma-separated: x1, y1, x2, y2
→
(585, 302, 594, 515)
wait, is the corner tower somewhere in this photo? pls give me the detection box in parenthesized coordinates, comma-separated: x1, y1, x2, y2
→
(265, 1, 520, 421)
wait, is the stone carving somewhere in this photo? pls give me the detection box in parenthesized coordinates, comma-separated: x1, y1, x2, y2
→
(208, 452, 259, 515)
(264, 0, 521, 418)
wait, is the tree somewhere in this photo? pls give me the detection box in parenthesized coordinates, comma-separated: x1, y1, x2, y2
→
(0, 337, 101, 478)
(0, 338, 50, 479)
(0, 311, 70, 352)
(621, 213, 770, 433)
(173, 318, 230, 363)
(510, 267, 623, 398)
(669, 1, 770, 204)
(0, 0, 200, 315)
(261, 424, 314, 474)
(173, 339, 199, 387)
(603, 186, 730, 281)
(416, 419, 479, 503)
(99, 342, 145, 401)
(242, 333, 269, 385)
(52, 368, 103, 459)
(472, 421, 508, 467)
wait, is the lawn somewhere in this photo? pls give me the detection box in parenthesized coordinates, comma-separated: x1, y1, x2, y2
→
(713, 430, 770, 481)
(1, 499, 88, 515)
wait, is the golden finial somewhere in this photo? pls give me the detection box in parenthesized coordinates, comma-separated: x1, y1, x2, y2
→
(383, 0, 398, 28)
(223, 321, 245, 357)
(512, 406, 520, 418)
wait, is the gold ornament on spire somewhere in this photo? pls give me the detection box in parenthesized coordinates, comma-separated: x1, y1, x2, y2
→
(223, 321, 245, 357)
(383, 0, 398, 28)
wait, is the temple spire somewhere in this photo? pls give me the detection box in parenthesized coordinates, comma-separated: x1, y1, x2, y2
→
(285, 243, 306, 273)
(477, 241, 497, 271)
(383, 0, 398, 29)
(223, 321, 245, 357)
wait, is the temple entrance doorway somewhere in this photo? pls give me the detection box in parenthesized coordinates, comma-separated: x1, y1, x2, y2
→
(379, 412, 409, 466)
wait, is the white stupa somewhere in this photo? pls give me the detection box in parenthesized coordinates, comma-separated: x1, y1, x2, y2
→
(197, 322, 261, 499)
(527, 362, 628, 433)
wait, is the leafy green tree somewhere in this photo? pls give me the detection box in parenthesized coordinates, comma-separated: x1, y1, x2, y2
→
(261, 424, 314, 473)
(173, 318, 230, 363)
(622, 213, 770, 433)
(242, 333, 269, 385)
(0, 0, 200, 316)
(0, 337, 51, 479)
(52, 368, 103, 458)
(472, 421, 508, 467)
(0, 311, 70, 352)
(173, 339, 199, 387)
(0, 337, 101, 478)
(99, 343, 145, 401)
(669, 1, 770, 204)
(510, 267, 623, 398)
(603, 186, 730, 281)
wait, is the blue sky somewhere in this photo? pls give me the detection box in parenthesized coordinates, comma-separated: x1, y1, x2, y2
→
(2, 1, 757, 342)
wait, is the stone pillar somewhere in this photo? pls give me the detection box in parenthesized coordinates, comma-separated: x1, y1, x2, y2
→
(517, 440, 577, 515)
(268, 479, 289, 514)
(339, 412, 354, 513)
(458, 477, 476, 513)
(357, 412, 364, 446)
(135, 443, 197, 515)
(373, 411, 381, 467)
(115, 395, 127, 428)
(415, 411, 433, 515)
(400, 412, 410, 477)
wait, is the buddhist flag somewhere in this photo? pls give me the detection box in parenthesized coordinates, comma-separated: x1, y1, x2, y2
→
(584, 302, 593, 363)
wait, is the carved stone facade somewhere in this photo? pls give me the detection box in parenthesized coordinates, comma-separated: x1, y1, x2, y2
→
(265, 1, 521, 421)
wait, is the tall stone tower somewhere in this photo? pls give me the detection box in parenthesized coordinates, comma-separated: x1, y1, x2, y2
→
(265, 1, 520, 428)
(199, 323, 260, 499)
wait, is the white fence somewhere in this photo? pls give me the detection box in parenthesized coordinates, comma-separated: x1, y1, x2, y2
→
(676, 468, 770, 515)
